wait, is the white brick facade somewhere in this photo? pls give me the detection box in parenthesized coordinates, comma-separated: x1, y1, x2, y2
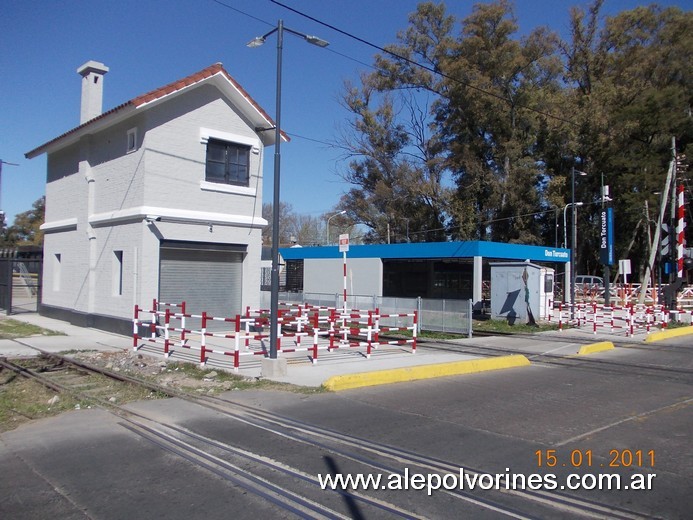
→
(28, 64, 275, 333)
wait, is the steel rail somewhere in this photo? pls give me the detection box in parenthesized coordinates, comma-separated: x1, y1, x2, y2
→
(2, 343, 661, 519)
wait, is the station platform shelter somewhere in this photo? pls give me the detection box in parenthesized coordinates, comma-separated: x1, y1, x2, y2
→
(279, 241, 570, 310)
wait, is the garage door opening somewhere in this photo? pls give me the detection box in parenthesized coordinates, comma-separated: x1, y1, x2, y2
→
(159, 241, 245, 331)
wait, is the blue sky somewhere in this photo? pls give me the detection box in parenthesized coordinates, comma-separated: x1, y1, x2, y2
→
(1, 0, 688, 227)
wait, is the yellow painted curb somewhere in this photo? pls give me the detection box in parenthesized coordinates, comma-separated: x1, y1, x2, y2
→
(577, 341, 615, 356)
(644, 326, 693, 343)
(323, 355, 530, 392)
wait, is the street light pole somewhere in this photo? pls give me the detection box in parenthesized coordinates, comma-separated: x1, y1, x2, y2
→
(563, 202, 584, 249)
(326, 210, 346, 245)
(248, 21, 329, 362)
(269, 20, 284, 362)
(569, 168, 588, 315)
(563, 200, 583, 304)
(571, 166, 577, 315)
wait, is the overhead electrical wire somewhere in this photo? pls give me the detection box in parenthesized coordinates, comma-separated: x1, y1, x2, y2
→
(269, 0, 578, 127)
(211, 0, 659, 241)
(214, 0, 578, 131)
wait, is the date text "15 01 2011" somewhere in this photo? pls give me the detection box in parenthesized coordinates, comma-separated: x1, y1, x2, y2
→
(535, 449, 655, 468)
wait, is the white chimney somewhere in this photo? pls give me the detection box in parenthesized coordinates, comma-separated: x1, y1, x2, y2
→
(77, 61, 109, 124)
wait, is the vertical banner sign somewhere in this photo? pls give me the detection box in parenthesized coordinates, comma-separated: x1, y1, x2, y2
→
(339, 234, 349, 312)
(600, 206, 615, 265)
(677, 184, 686, 278)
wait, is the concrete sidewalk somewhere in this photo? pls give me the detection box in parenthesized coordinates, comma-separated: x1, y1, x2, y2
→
(7, 312, 688, 390)
(1, 312, 523, 389)
(0, 313, 132, 357)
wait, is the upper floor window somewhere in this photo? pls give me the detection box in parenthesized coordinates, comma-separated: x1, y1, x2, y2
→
(205, 139, 250, 187)
(127, 127, 137, 153)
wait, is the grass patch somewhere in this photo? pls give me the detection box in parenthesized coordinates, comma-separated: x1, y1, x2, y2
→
(0, 376, 81, 432)
(0, 318, 64, 339)
(472, 318, 561, 334)
(0, 359, 169, 432)
(665, 321, 692, 330)
(385, 319, 561, 341)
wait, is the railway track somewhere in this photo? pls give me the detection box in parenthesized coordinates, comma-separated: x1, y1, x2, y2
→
(0, 349, 658, 519)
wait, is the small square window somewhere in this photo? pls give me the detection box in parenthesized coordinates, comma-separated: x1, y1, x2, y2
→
(127, 128, 138, 153)
(205, 139, 250, 187)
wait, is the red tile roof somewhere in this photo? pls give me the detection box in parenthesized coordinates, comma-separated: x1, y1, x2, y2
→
(26, 62, 285, 158)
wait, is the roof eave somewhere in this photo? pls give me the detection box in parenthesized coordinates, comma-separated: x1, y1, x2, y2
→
(25, 63, 286, 159)
(25, 103, 137, 159)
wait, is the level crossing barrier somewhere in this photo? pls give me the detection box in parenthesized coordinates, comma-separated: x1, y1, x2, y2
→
(552, 302, 688, 336)
(133, 301, 417, 371)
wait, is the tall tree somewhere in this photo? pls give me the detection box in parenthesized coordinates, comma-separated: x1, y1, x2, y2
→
(439, 0, 562, 243)
(558, 1, 692, 275)
(335, 0, 691, 281)
(337, 78, 448, 243)
(339, 1, 562, 244)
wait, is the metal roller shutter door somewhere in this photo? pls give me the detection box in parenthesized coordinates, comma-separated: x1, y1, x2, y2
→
(159, 244, 244, 331)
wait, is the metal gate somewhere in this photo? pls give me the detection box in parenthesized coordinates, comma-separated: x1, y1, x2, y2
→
(159, 241, 244, 331)
(0, 258, 43, 315)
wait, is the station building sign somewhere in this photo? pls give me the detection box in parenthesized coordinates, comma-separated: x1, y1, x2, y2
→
(600, 207, 615, 265)
(543, 249, 570, 260)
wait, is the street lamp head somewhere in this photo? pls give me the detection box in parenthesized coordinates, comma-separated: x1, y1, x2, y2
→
(305, 35, 329, 47)
(575, 202, 584, 207)
(246, 36, 266, 48)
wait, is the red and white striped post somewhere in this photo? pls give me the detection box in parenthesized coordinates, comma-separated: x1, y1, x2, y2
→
(412, 311, 418, 354)
(150, 298, 158, 339)
(312, 310, 319, 364)
(234, 314, 241, 371)
(133, 305, 140, 350)
(200, 311, 207, 366)
(339, 234, 349, 314)
(343, 251, 347, 314)
(180, 301, 187, 343)
(164, 308, 171, 357)
(677, 184, 686, 279)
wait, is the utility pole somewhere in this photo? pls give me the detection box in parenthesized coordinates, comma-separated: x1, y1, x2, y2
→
(0, 159, 20, 228)
(639, 138, 676, 305)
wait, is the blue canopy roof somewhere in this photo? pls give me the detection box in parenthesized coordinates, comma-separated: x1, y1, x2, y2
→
(280, 241, 570, 263)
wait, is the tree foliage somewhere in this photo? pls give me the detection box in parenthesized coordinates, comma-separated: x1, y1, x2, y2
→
(336, 0, 692, 277)
(262, 202, 357, 246)
(1, 196, 45, 247)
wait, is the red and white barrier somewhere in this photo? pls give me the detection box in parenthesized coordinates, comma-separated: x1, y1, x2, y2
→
(133, 301, 417, 371)
(555, 301, 688, 336)
(677, 184, 686, 279)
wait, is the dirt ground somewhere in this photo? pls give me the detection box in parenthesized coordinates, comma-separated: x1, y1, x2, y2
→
(68, 349, 264, 393)
(1, 349, 314, 433)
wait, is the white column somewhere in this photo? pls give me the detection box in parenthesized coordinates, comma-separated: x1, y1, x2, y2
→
(473, 256, 483, 309)
(564, 261, 571, 303)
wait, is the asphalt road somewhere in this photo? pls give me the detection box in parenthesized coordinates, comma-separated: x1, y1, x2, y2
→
(1, 334, 690, 519)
